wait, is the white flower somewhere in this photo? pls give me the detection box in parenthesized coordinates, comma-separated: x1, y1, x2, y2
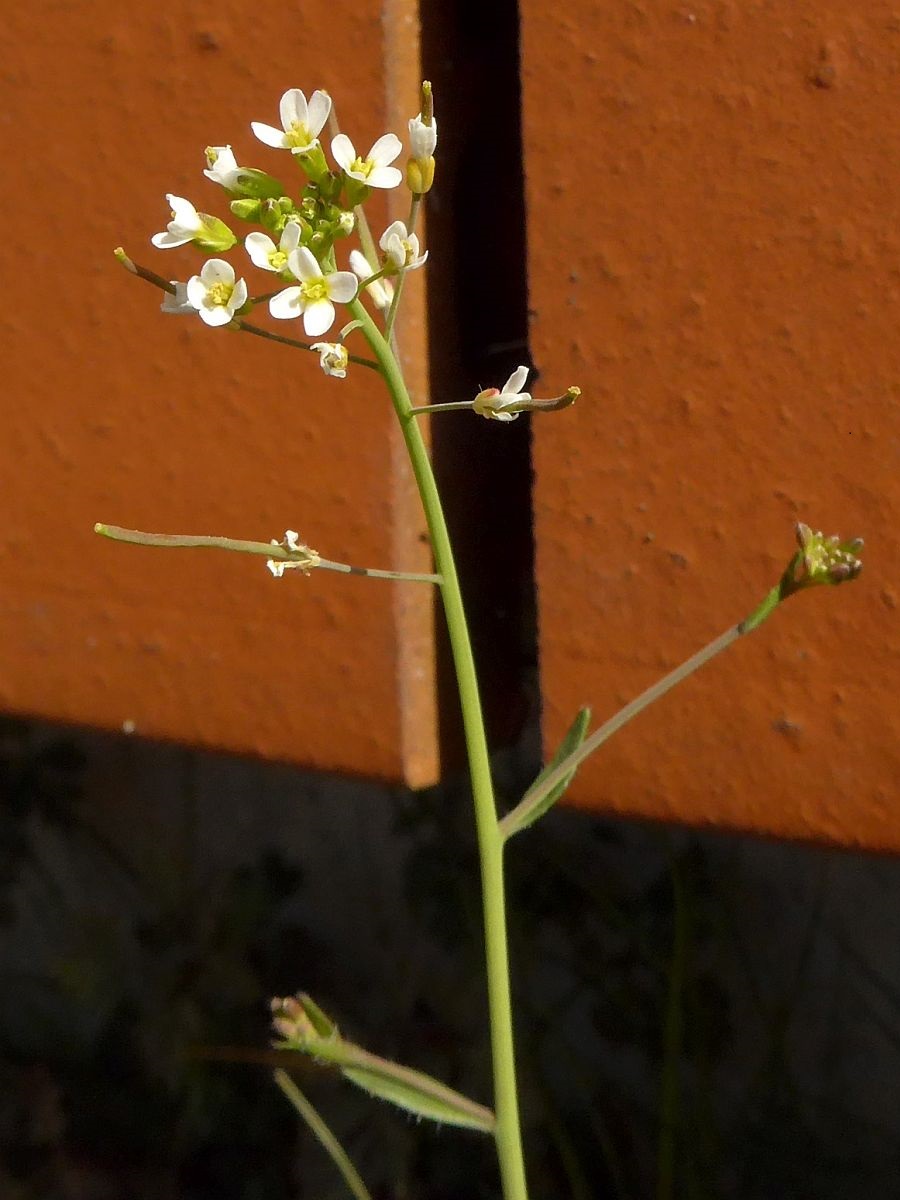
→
(268, 246, 357, 337)
(245, 221, 302, 273)
(151, 194, 203, 249)
(379, 220, 427, 272)
(310, 341, 349, 378)
(204, 145, 241, 189)
(349, 249, 394, 311)
(161, 281, 194, 315)
(251, 88, 331, 154)
(331, 133, 402, 189)
(472, 365, 531, 422)
(185, 259, 248, 327)
(408, 113, 437, 159)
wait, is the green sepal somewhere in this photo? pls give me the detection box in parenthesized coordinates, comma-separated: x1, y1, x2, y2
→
(297, 992, 338, 1039)
(194, 214, 237, 253)
(499, 706, 591, 840)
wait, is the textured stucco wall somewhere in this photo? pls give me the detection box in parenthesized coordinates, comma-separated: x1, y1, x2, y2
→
(523, 1, 900, 847)
(1, 2, 437, 785)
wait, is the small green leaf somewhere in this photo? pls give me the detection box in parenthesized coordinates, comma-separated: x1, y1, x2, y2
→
(500, 706, 591, 840)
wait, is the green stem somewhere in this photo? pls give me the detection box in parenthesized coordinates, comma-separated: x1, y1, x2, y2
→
(273, 1068, 373, 1200)
(350, 297, 529, 1200)
(384, 196, 421, 345)
(516, 585, 782, 817)
(93, 524, 441, 583)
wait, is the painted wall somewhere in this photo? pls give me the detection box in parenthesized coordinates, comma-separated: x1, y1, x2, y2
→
(523, 1, 900, 847)
(1, 2, 438, 786)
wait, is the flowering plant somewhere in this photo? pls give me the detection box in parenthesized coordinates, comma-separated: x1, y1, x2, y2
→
(97, 81, 862, 1200)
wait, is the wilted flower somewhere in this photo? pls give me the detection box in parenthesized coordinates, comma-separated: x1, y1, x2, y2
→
(160, 282, 193, 315)
(472, 366, 531, 422)
(310, 341, 349, 378)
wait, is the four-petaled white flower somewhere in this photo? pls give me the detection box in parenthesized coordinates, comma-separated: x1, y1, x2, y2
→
(472, 366, 531, 422)
(204, 145, 241, 190)
(331, 133, 402, 189)
(186, 259, 248, 327)
(252, 88, 331, 154)
(310, 341, 349, 378)
(161, 281, 194, 315)
(379, 220, 427, 272)
(152, 195, 203, 249)
(269, 247, 357, 337)
(349, 249, 394, 311)
(245, 221, 302, 273)
(408, 113, 437, 159)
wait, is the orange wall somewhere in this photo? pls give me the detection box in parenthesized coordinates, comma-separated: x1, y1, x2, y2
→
(1, 2, 437, 785)
(523, 1, 900, 847)
(5, 2, 899, 848)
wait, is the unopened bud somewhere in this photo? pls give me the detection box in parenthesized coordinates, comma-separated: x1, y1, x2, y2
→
(406, 155, 435, 195)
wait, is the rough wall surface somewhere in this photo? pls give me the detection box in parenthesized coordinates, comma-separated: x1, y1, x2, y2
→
(1, 2, 437, 784)
(522, 1, 900, 847)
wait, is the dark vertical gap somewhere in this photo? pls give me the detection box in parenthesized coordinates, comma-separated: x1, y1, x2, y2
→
(420, 0, 537, 771)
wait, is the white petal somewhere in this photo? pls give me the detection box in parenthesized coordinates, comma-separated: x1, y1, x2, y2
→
(306, 90, 332, 136)
(280, 221, 302, 253)
(269, 287, 303, 319)
(349, 249, 373, 279)
(167, 195, 200, 227)
(279, 88, 308, 131)
(289, 245, 322, 282)
(151, 230, 191, 249)
(198, 305, 232, 327)
(200, 258, 235, 286)
(379, 220, 407, 251)
(251, 121, 288, 148)
(502, 366, 530, 395)
(302, 298, 336, 337)
(366, 165, 403, 189)
(368, 133, 402, 167)
(186, 276, 207, 309)
(245, 231, 277, 270)
(161, 282, 192, 314)
(204, 145, 238, 183)
(325, 271, 358, 303)
(330, 134, 355, 172)
(382, 234, 405, 270)
(231, 278, 248, 310)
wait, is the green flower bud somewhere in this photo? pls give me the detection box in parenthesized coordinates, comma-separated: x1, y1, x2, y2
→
(782, 522, 864, 596)
(230, 198, 263, 222)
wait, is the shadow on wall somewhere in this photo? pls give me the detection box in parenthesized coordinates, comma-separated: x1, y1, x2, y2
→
(1, 717, 900, 1198)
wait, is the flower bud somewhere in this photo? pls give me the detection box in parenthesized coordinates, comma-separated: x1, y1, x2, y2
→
(230, 198, 263, 222)
(406, 155, 435, 195)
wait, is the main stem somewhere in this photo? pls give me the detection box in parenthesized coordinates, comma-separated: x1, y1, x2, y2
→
(351, 299, 528, 1200)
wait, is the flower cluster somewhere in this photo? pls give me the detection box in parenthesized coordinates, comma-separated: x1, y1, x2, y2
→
(150, 85, 437, 358)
